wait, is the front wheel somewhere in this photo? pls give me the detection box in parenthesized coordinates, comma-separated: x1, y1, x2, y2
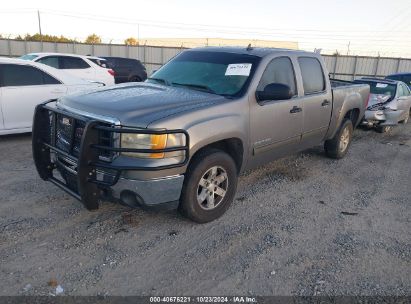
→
(179, 149, 238, 223)
(400, 109, 410, 124)
(324, 119, 353, 159)
(375, 125, 392, 133)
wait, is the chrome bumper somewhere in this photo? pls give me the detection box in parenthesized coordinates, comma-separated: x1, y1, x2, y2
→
(110, 174, 185, 209)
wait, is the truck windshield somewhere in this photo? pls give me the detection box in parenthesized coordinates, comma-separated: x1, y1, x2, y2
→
(147, 51, 261, 97)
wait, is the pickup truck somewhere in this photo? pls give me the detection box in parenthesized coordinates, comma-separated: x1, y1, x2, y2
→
(32, 47, 369, 223)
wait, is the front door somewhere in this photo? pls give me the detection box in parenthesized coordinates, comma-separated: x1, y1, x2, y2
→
(249, 56, 303, 168)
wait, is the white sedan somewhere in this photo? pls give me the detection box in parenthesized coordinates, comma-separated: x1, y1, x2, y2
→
(0, 58, 104, 135)
(20, 53, 115, 86)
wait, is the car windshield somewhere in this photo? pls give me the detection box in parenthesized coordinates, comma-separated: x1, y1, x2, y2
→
(147, 51, 261, 97)
(19, 54, 39, 61)
(355, 80, 396, 97)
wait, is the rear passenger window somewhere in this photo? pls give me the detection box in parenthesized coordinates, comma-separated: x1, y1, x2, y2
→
(60, 57, 90, 69)
(298, 57, 325, 94)
(37, 56, 60, 69)
(257, 57, 296, 96)
(0, 64, 61, 86)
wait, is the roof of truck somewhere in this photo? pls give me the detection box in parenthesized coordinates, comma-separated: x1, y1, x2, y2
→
(187, 46, 314, 57)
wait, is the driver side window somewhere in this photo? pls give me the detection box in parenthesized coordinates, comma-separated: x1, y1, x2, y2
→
(257, 57, 297, 96)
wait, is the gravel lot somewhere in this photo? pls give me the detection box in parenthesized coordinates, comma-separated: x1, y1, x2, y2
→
(0, 123, 410, 296)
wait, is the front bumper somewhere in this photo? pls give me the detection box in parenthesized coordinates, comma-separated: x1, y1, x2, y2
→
(110, 175, 184, 210)
(362, 109, 404, 126)
(32, 100, 189, 210)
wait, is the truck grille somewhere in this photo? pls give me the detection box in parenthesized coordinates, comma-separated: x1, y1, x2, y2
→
(53, 113, 117, 160)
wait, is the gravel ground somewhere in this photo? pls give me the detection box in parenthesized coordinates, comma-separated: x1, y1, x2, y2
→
(0, 123, 410, 296)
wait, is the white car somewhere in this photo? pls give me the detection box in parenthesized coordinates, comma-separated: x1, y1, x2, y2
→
(20, 53, 115, 86)
(0, 58, 104, 135)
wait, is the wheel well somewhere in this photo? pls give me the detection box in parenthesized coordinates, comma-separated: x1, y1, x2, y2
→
(344, 108, 360, 126)
(129, 75, 141, 82)
(190, 138, 244, 173)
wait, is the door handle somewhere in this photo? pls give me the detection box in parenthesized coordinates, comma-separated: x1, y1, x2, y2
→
(290, 106, 302, 114)
(322, 100, 331, 106)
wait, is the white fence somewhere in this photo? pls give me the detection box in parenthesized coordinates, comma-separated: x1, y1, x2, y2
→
(1, 38, 411, 79)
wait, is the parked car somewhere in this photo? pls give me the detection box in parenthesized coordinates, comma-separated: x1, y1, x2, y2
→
(101, 57, 147, 83)
(19, 53, 115, 86)
(385, 73, 411, 89)
(32, 47, 369, 223)
(0, 58, 104, 135)
(354, 77, 411, 133)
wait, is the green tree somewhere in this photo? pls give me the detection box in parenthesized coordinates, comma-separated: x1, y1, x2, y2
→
(124, 37, 138, 46)
(85, 34, 102, 44)
(15, 33, 76, 43)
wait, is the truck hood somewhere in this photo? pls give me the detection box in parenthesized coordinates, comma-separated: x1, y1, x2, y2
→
(58, 82, 227, 127)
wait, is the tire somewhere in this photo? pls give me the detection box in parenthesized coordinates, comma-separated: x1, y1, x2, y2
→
(375, 125, 392, 133)
(179, 149, 238, 223)
(129, 76, 142, 82)
(400, 109, 410, 124)
(324, 119, 354, 159)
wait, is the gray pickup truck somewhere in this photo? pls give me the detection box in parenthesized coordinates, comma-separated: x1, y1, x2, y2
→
(33, 47, 369, 223)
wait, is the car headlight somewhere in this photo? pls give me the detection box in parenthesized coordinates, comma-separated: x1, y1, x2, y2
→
(121, 133, 186, 159)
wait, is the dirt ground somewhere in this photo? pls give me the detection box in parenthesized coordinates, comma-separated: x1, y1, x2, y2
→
(0, 123, 410, 296)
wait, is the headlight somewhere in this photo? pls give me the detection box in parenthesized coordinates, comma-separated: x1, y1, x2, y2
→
(121, 133, 186, 159)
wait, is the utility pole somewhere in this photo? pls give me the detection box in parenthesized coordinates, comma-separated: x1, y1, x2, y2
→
(347, 41, 350, 55)
(37, 10, 42, 40)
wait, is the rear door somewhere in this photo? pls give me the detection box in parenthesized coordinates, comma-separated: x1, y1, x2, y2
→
(59, 56, 95, 81)
(297, 57, 332, 146)
(115, 58, 132, 83)
(0, 64, 66, 130)
(250, 56, 303, 165)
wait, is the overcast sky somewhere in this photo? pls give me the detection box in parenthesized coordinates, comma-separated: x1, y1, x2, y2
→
(1, 0, 411, 56)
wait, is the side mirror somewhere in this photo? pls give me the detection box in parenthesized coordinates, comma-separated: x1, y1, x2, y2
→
(256, 83, 293, 102)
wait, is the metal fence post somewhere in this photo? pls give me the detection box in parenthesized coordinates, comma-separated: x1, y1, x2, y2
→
(352, 56, 358, 80)
(7, 38, 11, 57)
(396, 58, 401, 73)
(333, 54, 338, 78)
(143, 43, 147, 66)
(374, 57, 380, 77)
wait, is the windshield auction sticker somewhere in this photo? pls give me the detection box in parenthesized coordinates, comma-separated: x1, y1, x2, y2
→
(225, 63, 252, 76)
(376, 83, 388, 88)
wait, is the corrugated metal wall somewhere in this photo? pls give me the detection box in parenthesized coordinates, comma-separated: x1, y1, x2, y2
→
(1, 39, 411, 79)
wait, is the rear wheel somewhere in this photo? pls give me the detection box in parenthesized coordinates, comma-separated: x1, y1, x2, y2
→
(129, 76, 142, 82)
(324, 119, 353, 159)
(179, 149, 238, 223)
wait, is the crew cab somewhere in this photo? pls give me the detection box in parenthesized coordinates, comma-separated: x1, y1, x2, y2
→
(32, 47, 369, 223)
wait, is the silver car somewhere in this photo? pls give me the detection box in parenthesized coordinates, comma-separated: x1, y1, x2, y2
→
(355, 78, 411, 133)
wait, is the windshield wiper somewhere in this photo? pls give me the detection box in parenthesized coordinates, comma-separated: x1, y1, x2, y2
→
(148, 77, 170, 86)
(171, 82, 216, 94)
